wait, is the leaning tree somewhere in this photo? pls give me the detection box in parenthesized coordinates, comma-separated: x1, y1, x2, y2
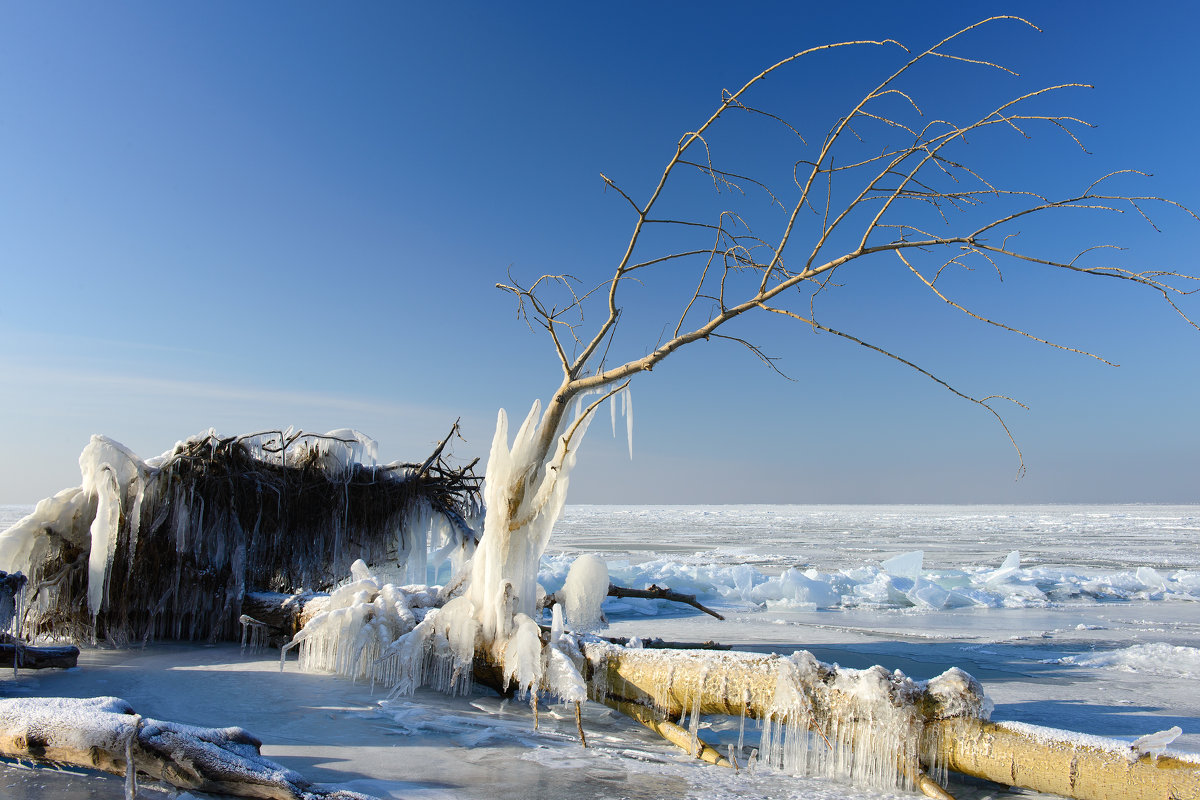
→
(470, 15, 1196, 654)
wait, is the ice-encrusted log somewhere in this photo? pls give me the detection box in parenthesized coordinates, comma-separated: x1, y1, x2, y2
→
(241, 591, 332, 645)
(0, 696, 377, 800)
(583, 643, 1200, 800)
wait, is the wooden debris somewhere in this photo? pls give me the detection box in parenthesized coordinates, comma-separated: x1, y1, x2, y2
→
(0, 636, 79, 669)
(0, 696, 378, 800)
(606, 582, 725, 620)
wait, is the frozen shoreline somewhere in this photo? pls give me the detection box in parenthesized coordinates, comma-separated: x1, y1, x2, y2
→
(2, 503, 1197, 799)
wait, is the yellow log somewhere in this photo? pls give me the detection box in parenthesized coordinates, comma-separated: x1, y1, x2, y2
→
(603, 696, 731, 766)
(935, 718, 1200, 800)
(586, 643, 1200, 800)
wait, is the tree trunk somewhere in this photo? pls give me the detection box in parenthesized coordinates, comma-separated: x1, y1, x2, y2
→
(0, 641, 79, 669)
(0, 696, 375, 800)
(585, 644, 1200, 800)
(933, 718, 1200, 800)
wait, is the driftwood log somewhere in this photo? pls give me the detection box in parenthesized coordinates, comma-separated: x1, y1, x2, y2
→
(604, 583, 725, 620)
(0, 696, 377, 800)
(0, 639, 79, 669)
(587, 646, 1200, 800)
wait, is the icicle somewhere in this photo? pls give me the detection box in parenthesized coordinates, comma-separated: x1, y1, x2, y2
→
(239, 615, 268, 655)
(737, 685, 750, 754)
(688, 665, 709, 756)
(550, 603, 564, 643)
(610, 390, 618, 436)
(123, 714, 141, 800)
(623, 387, 634, 460)
(86, 467, 120, 619)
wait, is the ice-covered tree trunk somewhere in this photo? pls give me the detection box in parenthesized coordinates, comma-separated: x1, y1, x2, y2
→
(453, 395, 594, 661)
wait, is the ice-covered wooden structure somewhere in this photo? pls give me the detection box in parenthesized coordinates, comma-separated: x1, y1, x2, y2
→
(0, 427, 481, 645)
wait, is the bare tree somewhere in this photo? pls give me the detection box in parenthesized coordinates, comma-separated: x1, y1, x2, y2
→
(475, 15, 1196, 640)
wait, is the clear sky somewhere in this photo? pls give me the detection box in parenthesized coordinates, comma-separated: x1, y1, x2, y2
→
(1, 1, 1197, 505)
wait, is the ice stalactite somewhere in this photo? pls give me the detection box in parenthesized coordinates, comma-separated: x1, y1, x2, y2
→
(623, 387, 633, 460)
(79, 437, 146, 620)
(609, 387, 634, 459)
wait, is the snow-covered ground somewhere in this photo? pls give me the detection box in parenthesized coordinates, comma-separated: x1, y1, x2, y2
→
(2, 503, 1198, 799)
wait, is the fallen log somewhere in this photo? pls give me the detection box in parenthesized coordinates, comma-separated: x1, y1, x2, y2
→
(544, 581, 725, 621)
(0, 696, 378, 800)
(582, 643, 1200, 800)
(0, 640, 79, 669)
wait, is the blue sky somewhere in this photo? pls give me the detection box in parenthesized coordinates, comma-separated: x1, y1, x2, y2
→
(1, 2, 1197, 504)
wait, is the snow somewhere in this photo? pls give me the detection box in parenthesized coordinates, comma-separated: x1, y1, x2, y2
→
(2, 502, 1199, 800)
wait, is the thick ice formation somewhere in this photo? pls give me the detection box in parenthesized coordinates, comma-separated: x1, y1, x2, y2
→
(465, 401, 593, 648)
(559, 554, 609, 632)
(286, 398, 609, 705)
(79, 436, 147, 618)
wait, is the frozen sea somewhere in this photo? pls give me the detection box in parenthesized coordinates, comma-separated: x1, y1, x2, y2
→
(2, 503, 1198, 800)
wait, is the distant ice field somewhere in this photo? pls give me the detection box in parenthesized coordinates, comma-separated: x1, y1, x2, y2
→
(541, 504, 1200, 615)
(550, 504, 1200, 572)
